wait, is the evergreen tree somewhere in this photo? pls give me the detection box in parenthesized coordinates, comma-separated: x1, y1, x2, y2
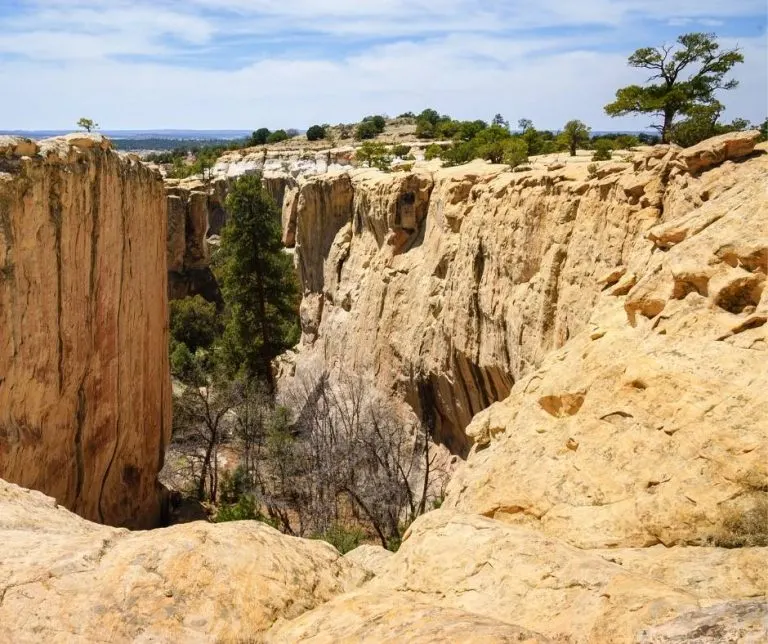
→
(605, 33, 743, 142)
(215, 175, 299, 390)
(560, 120, 591, 156)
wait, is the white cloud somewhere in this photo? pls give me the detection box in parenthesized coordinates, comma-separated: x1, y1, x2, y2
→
(1, 1, 765, 129)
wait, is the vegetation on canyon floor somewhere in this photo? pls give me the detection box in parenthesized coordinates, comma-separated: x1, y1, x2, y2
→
(167, 176, 445, 551)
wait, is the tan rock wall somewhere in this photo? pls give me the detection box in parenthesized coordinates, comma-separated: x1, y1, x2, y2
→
(287, 134, 763, 454)
(0, 134, 171, 528)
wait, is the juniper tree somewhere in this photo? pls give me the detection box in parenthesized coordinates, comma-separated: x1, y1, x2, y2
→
(605, 33, 743, 142)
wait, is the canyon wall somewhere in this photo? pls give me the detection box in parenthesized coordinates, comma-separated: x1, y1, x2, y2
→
(284, 131, 764, 455)
(1, 133, 765, 642)
(0, 134, 171, 528)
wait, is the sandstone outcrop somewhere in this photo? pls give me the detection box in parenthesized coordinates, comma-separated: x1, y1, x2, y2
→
(0, 480, 366, 642)
(283, 132, 765, 456)
(442, 136, 768, 549)
(164, 177, 228, 303)
(0, 134, 170, 528)
(6, 479, 762, 643)
(270, 511, 767, 643)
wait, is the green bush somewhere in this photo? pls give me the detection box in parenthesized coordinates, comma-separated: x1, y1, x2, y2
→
(250, 128, 271, 145)
(170, 295, 220, 352)
(592, 139, 613, 161)
(391, 144, 411, 158)
(356, 141, 393, 171)
(215, 494, 276, 527)
(267, 130, 289, 144)
(170, 341, 197, 381)
(502, 139, 529, 168)
(315, 523, 365, 554)
(306, 125, 326, 141)
(424, 144, 443, 161)
(355, 120, 380, 140)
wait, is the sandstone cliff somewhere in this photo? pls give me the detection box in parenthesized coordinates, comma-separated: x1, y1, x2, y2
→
(0, 134, 170, 528)
(284, 131, 765, 456)
(165, 177, 228, 303)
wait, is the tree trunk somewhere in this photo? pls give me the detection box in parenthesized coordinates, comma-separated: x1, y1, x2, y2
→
(662, 109, 675, 143)
(570, 140, 577, 157)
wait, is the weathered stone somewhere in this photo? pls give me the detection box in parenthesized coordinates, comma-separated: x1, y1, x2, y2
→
(0, 480, 366, 642)
(0, 137, 170, 529)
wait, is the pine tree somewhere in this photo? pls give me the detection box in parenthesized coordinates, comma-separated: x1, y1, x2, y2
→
(215, 175, 299, 390)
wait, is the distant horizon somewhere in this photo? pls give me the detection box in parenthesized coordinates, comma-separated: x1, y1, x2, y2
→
(1, 127, 663, 142)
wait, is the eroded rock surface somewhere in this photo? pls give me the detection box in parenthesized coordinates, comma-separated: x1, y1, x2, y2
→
(270, 511, 767, 643)
(0, 134, 170, 528)
(0, 479, 366, 643)
(284, 131, 765, 455)
(443, 138, 768, 549)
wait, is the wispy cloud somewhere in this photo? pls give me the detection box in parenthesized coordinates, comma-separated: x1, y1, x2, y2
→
(1, 0, 765, 128)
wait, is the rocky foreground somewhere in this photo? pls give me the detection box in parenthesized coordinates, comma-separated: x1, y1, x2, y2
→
(0, 132, 766, 642)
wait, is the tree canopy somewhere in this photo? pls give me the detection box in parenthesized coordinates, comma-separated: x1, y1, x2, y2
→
(560, 120, 591, 156)
(605, 32, 744, 142)
(306, 124, 326, 141)
(77, 117, 98, 132)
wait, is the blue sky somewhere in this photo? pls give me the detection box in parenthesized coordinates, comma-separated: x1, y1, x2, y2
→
(1, 0, 766, 130)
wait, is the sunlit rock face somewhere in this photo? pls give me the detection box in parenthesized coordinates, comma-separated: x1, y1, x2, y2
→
(0, 134, 171, 528)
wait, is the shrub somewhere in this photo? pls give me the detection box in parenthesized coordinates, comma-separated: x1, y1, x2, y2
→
(502, 139, 529, 168)
(587, 163, 599, 177)
(424, 144, 443, 161)
(170, 295, 220, 352)
(712, 495, 768, 548)
(356, 141, 393, 171)
(266, 130, 289, 144)
(215, 494, 276, 527)
(355, 120, 380, 140)
(395, 163, 414, 172)
(250, 128, 271, 145)
(170, 341, 197, 381)
(306, 125, 326, 141)
(592, 139, 613, 161)
(315, 523, 365, 554)
(391, 144, 411, 158)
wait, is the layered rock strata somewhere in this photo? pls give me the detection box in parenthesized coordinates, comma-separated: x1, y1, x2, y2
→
(284, 132, 765, 456)
(0, 134, 170, 528)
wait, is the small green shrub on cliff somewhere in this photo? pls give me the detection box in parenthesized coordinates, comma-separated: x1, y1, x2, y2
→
(391, 144, 412, 158)
(306, 125, 326, 141)
(267, 130, 289, 144)
(591, 139, 614, 161)
(356, 141, 393, 171)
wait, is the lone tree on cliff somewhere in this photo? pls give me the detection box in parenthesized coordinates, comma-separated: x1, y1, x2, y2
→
(76, 117, 98, 132)
(560, 120, 591, 156)
(214, 175, 299, 390)
(604, 33, 744, 143)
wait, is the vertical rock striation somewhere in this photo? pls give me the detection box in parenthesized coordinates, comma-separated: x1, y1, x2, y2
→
(0, 134, 171, 529)
(285, 132, 764, 455)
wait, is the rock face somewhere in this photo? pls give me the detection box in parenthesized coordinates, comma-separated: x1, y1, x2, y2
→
(284, 132, 765, 456)
(1, 133, 765, 643)
(7, 480, 761, 643)
(270, 511, 767, 643)
(442, 136, 768, 549)
(0, 134, 170, 528)
(0, 480, 365, 642)
(164, 177, 227, 303)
